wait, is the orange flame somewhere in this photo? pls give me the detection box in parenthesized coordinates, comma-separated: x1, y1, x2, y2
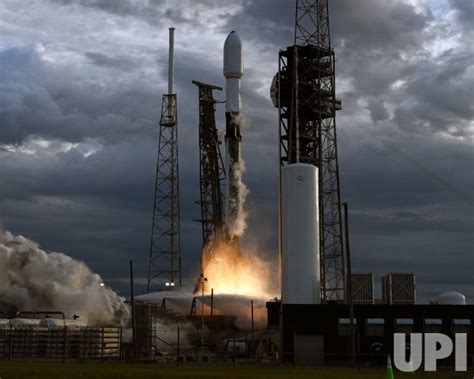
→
(198, 238, 276, 299)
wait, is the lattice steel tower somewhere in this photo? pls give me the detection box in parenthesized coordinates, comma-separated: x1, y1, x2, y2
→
(272, 0, 345, 302)
(192, 81, 226, 246)
(147, 28, 181, 292)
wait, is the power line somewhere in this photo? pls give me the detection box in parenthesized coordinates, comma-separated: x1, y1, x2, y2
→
(0, 0, 47, 31)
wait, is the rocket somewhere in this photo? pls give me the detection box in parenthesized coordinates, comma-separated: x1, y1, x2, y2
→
(223, 31, 244, 239)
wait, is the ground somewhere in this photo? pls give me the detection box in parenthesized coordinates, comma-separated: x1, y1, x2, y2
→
(0, 362, 472, 379)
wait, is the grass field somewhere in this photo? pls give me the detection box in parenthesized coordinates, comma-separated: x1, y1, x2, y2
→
(0, 361, 472, 379)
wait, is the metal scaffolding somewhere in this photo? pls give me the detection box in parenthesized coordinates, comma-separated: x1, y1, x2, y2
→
(278, 0, 345, 302)
(192, 80, 226, 246)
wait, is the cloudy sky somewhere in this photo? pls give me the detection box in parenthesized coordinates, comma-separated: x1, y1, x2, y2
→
(1, 0, 472, 302)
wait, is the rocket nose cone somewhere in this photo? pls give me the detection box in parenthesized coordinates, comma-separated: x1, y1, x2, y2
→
(224, 31, 243, 79)
(224, 31, 242, 50)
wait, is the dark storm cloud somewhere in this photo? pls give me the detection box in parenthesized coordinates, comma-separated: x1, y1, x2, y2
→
(0, 0, 472, 302)
(320, 1, 473, 139)
(396, 50, 474, 136)
(450, 0, 474, 28)
(366, 97, 390, 122)
(52, 0, 237, 27)
(84, 52, 137, 70)
(350, 208, 473, 235)
(222, 0, 293, 47)
(330, 0, 432, 50)
(0, 45, 160, 145)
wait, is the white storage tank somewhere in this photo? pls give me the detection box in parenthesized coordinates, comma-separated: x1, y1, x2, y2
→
(437, 291, 466, 305)
(281, 163, 320, 304)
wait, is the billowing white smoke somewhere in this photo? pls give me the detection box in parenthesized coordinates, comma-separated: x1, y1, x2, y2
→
(227, 112, 250, 238)
(0, 229, 130, 325)
(233, 112, 251, 130)
(227, 159, 249, 238)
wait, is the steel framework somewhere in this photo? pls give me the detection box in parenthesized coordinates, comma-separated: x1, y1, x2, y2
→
(278, 0, 345, 302)
(192, 81, 226, 246)
(147, 93, 181, 291)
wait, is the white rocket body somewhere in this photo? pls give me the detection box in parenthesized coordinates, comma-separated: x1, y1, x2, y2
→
(223, 31, 244, 237)
(224, 31, 243, 112)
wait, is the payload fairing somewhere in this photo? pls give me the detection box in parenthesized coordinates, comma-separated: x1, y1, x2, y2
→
(223, 31, 244, 239)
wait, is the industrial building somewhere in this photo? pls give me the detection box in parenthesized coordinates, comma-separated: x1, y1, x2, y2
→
(269, 302, 473, 366)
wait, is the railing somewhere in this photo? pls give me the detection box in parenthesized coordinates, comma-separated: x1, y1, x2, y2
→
(0, 326, 121, 360)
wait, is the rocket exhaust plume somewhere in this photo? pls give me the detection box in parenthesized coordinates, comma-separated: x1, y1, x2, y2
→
(199, 238, 274, 299)
(0, 229, 130, 325)
(195, 32, 277, 302)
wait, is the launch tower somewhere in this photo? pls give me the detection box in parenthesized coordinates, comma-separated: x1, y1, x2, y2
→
(273, 0, 345, 302)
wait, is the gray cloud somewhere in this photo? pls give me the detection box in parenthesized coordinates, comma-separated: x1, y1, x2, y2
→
(0, 45, 159, 145)
(331, 0, 432, 50)
(52, 0, 240, 28)
(450, 0, 474, 29)
(0, 0, 472, 302)
(84, 51, 137, 70)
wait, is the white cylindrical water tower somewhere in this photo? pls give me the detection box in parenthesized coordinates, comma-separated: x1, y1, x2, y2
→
(281, 163, 320, 304)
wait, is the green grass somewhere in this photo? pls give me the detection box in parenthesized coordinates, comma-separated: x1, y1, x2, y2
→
(0, 361, 471, 379)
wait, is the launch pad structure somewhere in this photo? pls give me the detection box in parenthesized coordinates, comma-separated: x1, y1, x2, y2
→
(192, 81, 226, 246)
(275, 0, 345, 303)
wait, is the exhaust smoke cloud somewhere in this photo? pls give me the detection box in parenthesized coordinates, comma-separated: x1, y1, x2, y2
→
(0, 229, 130, 325)
(226, 112, 251, 239)
(226, 159, 249, 238)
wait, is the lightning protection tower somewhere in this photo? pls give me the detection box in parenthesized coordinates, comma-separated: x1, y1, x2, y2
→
(272, 0, 345, 302)
(147, 28, 181, 292)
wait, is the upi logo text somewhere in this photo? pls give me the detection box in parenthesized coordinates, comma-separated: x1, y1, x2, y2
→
(394, 333, 467, 372)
